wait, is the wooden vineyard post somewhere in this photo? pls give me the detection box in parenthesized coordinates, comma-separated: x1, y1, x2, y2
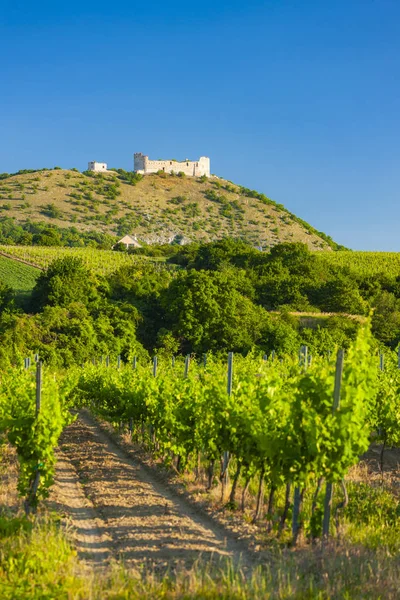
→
(36, 361, 42, 415)
(227, 351, 233, 396)
(25, 361, 42, 515)
(149, 357, 158, 445)
(172, 355, 175, 368)
(322, 349, 344, 539)
(378, 352, 386, 473)
(117, 355, 121, 370)
(184, 355, 190, 378)
(299, 345, 308, 369)
(292, 345, 309, 542)
(203, 353, 207, 368)
(106, 356, 110, 367)
(153, 356, 158, 378)
(291, 487, 302, 542)
(221, 352, 233, 501)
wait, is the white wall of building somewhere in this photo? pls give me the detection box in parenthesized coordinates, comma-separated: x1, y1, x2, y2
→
(134, 153, 210, 177)
(88, 161, 108, 172)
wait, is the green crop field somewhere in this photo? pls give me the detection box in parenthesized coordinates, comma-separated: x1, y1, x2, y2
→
(0, 255, 40, 297)
(0, 245, 144, 276)
(316, 251, 400, 278)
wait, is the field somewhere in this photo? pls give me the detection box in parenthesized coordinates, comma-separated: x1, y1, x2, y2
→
(0, 254, 40, 301)
(0, 244, 143, 276)
(3, 243, 400, 280)
(317, 250, 400, 277)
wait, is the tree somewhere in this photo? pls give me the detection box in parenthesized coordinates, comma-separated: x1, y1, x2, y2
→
(161, 270, 268, 353)
(0, 280, 14, 314)
(30, 257, 101, 312)
(317, 276, 368, 314)
(112, 242, 127, 252)
(372, 291, 400, 348)
(188, 238, 256, 271)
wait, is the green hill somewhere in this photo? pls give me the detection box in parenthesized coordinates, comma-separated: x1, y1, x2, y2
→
(0, 167, 340, 250)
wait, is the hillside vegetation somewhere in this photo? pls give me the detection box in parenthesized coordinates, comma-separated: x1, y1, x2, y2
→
(0, 167, 339, 249)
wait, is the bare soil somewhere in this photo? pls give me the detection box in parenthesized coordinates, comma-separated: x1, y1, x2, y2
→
(0, 444, 19, 511)
(50, 412, 252, 571)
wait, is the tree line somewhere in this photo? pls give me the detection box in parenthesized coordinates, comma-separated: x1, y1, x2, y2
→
(0, 239, 398, 367)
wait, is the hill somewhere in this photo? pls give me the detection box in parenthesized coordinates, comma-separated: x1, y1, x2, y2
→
(0, 167, 340, 250)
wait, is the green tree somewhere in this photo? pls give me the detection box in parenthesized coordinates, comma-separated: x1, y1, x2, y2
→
(161, 270, 268, 353)
(372, 291, 400, 348)
(30, 257, 101, 312)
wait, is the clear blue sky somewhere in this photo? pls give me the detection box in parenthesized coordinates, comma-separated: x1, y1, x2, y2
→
(1, 0, 399, 250)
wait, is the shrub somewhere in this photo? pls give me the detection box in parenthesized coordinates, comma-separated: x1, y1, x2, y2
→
(40, 203, 62, 219)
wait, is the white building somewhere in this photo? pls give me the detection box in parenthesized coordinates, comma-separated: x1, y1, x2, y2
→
(88, 161, 108, 172)
(134, 153, 210, 177)
(116, 235, 142, 249)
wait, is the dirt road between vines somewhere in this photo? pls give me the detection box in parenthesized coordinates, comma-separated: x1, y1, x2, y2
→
(49, 412, 252, 571)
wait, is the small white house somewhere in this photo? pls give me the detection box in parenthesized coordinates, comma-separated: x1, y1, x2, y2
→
(88, 161, 108, 172)
(116, 235, 142, 249)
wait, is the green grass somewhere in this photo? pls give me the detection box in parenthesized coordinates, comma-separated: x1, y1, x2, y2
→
(0, 255, 40, 302)
(1, 513, 400, 599)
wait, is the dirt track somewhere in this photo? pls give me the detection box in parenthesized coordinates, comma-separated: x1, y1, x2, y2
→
(49, 412, 250, 571)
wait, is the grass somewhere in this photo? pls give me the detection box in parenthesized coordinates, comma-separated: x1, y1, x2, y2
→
(0, 255, 40, 305)
(0, 255, 40, 292)
(2, 514, 400, 599)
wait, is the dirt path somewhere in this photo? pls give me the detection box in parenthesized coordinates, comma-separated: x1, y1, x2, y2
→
(48, 452, 112, 566)
(51, 412, 251, 571)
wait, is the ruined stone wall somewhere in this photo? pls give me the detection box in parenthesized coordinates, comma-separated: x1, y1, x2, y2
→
(134, 153, 210, 177)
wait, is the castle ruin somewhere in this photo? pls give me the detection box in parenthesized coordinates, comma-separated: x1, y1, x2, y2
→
(134, 153, 210, 177)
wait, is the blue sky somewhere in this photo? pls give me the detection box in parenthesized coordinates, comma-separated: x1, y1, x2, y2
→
(1, 0, 399, 250)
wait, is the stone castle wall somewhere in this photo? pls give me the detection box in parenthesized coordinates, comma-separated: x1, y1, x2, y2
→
(134, 153, 210, 177)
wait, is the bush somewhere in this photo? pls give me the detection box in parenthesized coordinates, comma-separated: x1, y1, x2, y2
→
(40, 203, 62, 219)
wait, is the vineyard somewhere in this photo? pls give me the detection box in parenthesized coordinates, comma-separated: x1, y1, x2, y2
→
(0, 255, 40, 297)
(316, 250, 400, 278)
(0, 245, 146, 276)
(2, 324, 399, 540)
(3, 322, 400, 596)
(4, 244, 400, 282)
